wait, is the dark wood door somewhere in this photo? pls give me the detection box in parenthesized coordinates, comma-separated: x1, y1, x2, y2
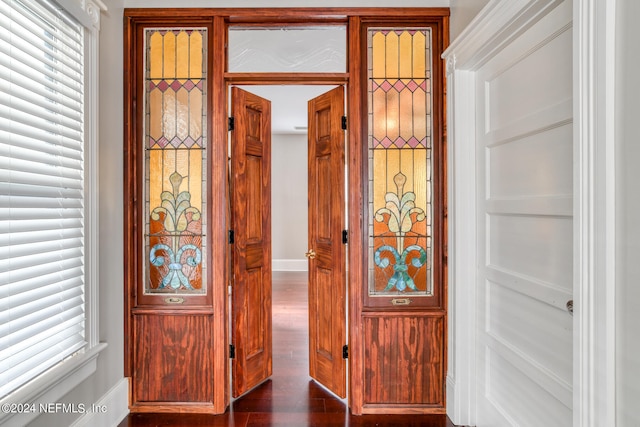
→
(307, 86, 347, 398)
(230, 87, 272, 398)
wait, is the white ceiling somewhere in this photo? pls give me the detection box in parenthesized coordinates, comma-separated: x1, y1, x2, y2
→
(235, 85, 339, 134)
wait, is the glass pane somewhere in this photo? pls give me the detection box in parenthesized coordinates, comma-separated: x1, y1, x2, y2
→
(144, 28, 207, 294)
(367, 28, 433, 297)
(228, 26, 346, 72)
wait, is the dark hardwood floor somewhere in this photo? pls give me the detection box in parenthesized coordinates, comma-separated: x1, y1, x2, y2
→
(119, 271, 455, 427)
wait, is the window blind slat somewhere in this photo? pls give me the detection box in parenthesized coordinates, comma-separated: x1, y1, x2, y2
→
(0, 323, 84, 366)
(0, 105, 83, 144)
(0, 276, 83, 315)
(0, 182, 84, 200)
(0, 286, 83, 329)
(0, 296, 84, 344)
(0, 153, 83, 177)
(0, 5, 84, 81)
(0, 92, 83, 133)
(0, 217, 83, 234)
(0, 334, 85, 397)
(0, 306, 84, 351)
(0, 170, 84, 191)
(0, 142, 84, 170)
(0, 63, 83, 114)
(0, 187, 83, 204)
(0, 120, 83, 152)
(0, 208, 83, 221)
(0, 77, 83, 126)
(0, 50, 83, 111)
(1, 0, 83, 63)
(0, 265, 83, 299)
(1, 0, 86, 400)
(0, 42, 83, 106)
(0, 132, 83, 162)
(0, 146, 84, 170)
(0, 228, 83, 247)
(0, 195, 83, 210)
(0, 237, 83, 264)
(24, 0, 83, 43)
(0, 26, 83, 82)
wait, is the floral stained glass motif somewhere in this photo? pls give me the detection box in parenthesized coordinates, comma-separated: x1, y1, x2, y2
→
(144, 29, 207, 294)
(368, 28, 433, 296)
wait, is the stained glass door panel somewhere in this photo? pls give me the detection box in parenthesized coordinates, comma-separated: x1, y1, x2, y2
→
(144, 28, 207, 296)
(367, 28, 434, 305)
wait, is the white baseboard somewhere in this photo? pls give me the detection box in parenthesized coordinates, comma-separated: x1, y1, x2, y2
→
(273, 259, 308, 271)
(70, 377, 129, 427)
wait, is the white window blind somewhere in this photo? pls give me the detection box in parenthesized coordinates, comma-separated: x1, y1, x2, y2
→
(0, 0, 86, 399)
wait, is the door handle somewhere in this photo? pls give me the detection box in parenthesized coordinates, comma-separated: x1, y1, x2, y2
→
(566, 300, 573, 316)
(305, 249, 316, 259)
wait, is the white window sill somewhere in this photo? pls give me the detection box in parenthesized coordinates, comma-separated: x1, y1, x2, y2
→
(0, 343, 108, 427)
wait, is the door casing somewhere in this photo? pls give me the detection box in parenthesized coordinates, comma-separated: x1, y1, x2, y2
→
(123, 8, 449, 415)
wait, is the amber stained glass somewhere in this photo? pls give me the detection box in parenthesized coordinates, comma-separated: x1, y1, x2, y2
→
(144, 29, 207, 294)
(367, 28, 433, 296)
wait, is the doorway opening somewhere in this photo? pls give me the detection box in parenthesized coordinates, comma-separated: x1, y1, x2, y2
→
(228, 84, 348, 401)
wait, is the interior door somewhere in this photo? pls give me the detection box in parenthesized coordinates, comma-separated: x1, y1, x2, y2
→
(230, 87, 272, 398)
(475, 2, 574, 425)
(307, 86, 347, 398)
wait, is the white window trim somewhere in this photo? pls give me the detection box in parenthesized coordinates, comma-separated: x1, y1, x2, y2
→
(0, 0, 106, 425)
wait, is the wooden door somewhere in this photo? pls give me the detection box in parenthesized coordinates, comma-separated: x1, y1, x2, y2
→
(475, 2, 574, 425)
(230, 87, 272, 398)
(307, 86, 347, 398)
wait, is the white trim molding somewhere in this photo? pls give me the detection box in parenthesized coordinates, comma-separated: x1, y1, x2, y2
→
(69, 378, 129, 427)
(443, 60, 477, 426)
(56, 0, 107, 30)
(445, 0, 564, 71)
(573, 0, 617, 426)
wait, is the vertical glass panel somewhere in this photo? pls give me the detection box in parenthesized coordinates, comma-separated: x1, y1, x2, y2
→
(367, 28, 433, 297)
(228, 26, 346, 72)
(144, 28, 207, 294)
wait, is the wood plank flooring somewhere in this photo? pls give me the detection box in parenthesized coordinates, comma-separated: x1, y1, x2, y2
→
(119, 271, 455, 427)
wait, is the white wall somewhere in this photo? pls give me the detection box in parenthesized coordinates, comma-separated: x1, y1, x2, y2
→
(449, 0, 490, 39)
(616, 0, 640, 424)
(272, 134, 308, 269)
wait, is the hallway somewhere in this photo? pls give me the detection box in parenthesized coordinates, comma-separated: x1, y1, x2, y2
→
(119, 271, 454, 426)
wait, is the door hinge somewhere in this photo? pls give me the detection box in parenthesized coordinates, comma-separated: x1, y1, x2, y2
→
(228, 117, 235, 131)
(341, 116, 347, 130)
(342, 344, 349, 359)
(228, 229, 235, 244)
(342, 229, 348, 245)
(229, 344, 235, 359)
(443, 243, 448, 266)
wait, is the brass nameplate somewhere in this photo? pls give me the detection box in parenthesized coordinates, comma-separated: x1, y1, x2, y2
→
(164, 297, 185, 304)
(391, 298, 412, 306)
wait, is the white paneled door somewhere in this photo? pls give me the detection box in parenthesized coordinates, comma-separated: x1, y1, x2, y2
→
(475, 1, 574, 425)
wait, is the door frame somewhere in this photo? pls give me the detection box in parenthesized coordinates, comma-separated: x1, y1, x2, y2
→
(123, 8, 450, 415)
(442, 0, 617, 425)
(226, 82, 348, 401)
